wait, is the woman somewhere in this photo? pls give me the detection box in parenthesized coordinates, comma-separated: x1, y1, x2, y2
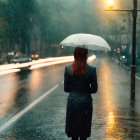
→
(64, 47, 98, 140)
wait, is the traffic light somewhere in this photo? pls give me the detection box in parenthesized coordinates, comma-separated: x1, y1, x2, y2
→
(117, 48, 120, 53)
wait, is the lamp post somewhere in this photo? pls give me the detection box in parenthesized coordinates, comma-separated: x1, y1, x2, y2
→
(105, 0, 140, 100)
(131, 0, 137, 100)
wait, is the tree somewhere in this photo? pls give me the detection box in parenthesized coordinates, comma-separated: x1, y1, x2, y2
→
(3, 0, 38, 55)
(0, 0, 103, 58)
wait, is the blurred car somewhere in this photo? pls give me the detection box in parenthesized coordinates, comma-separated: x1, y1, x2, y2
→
(12, 57, 32, 63)
(19, 65, 31, 73)
(120, 55, 128, 64)
(31, 54, 39, 60)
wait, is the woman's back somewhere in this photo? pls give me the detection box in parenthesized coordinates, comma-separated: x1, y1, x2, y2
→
(64, 64, 98, 94)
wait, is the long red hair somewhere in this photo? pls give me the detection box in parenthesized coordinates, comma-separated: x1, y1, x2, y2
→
(72, 47, 88, 76)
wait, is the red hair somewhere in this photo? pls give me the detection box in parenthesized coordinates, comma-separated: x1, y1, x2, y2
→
(72, 47, 88, 76)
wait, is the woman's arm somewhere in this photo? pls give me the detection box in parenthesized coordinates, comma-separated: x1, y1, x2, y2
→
(90, 68, 98, 94)
(64, 67, 71, 92)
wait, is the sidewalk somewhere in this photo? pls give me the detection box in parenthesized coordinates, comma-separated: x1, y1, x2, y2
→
(90, 57, 140, 139)
(111, 57, 140, 79)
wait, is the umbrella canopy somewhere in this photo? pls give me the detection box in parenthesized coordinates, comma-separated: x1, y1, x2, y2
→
(60, 33, 111, 51)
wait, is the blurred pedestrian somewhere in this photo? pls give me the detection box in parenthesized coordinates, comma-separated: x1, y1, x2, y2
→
(64, 47, 98, 140)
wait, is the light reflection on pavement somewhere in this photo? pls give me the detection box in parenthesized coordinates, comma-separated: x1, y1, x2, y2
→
(91, 58, 140, 140)
(0, 56, 140, 139)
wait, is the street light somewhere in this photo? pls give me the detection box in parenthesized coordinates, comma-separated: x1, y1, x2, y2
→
(108, 0, 114, 9)
(105, 0, 140, 101)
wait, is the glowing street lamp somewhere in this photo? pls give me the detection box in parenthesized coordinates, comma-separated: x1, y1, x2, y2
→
(108, 0, 114, 9)
(105, 0, 140, 101)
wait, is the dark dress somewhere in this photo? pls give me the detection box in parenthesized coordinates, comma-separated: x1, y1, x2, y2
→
(64, 64, 98, 138)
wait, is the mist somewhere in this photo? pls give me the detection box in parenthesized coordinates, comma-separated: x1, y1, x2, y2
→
(0, 0, 140, 59)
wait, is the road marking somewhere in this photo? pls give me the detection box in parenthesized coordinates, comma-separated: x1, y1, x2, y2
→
(0, 84, 59, 133)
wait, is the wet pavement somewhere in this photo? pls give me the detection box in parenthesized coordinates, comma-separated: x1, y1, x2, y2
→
(0, 57, 140, 140)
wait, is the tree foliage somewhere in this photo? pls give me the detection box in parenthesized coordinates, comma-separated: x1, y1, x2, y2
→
(0, 0, 37, 54)
(0, 0, 101, 56)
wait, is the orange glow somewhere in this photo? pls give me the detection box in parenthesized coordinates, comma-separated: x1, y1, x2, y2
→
(108, 0, 114, 9)
(0, 74, 18, 120)
(30, 55, 96, 70)
(28, 70, 43, 94)
(0, 64, 15, 72)
(30, 57, 74, 70)
(108, 112, 115, 127)
(0, 69, 20, 76)
(87, 55, 96, 63)
(0, 55, 96, 75)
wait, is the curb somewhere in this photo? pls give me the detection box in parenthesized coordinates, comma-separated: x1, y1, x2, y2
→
(111, 57, 140, 80)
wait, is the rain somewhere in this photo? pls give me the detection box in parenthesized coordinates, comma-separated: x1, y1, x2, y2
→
(0, 0, 140, 139)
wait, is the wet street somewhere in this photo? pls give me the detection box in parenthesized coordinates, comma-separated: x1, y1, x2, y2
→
(0, 56, 140, 140)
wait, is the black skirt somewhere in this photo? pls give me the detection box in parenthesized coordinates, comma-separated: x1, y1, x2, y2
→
(65, 95, 93, 138)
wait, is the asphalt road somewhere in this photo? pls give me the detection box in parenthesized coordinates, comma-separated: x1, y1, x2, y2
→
(0, 56, 140, 140)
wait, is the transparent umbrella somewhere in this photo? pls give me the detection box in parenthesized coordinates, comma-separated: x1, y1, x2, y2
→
(60, 33, 111, 51)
